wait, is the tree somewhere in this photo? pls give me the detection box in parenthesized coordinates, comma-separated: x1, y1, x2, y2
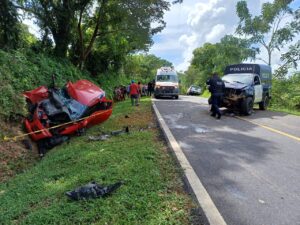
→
(17, 0, 93, 57)
(274, 40, 300, 78)
(236, 0, 300, 65)
(123, 54, 172, 81)
(0, 0, 20, 49)
(75, 0, 169, 69)
(186, 35, 255, 88)
(18, 0, 169, 66)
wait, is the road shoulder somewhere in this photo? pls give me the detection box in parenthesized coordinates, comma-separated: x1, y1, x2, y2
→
(152, 101, 227, 225)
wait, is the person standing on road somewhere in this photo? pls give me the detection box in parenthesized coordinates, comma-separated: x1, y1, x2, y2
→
(130, 80, 139, 106)
(147, 81, 153, 96)
(206, 73, 225, 119)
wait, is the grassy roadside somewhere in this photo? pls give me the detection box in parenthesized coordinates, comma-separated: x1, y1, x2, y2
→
(0, 97, 197, 224)
(201, 90, 210, 98)
(268, 106, 300, 116)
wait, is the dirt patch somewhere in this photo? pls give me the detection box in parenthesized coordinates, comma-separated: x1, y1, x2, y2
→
(0, 120, 38, 182)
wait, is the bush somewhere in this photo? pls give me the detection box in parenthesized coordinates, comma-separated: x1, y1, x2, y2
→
(0, 50, 92, 120)
(0, 84, 26, 119)
(270, 73, 300, 111)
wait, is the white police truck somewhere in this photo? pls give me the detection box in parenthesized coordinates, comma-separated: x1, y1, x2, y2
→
(221, 63, 272, 115)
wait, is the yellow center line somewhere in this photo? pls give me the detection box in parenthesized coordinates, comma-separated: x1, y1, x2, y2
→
(235, 116, 300, 142)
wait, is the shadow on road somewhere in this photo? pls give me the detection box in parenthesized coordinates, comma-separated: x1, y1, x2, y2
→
(154, 99, 299, 225)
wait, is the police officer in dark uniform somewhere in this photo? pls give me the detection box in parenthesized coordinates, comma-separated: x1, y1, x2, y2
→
(206, 73, 225, 119)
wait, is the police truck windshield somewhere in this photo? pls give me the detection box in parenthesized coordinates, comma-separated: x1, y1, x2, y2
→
(222, 73, 253, 85)
(156, 75, 178, 82)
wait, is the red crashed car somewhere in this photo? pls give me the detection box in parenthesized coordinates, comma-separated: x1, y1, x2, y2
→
(23, 79, 113, 155)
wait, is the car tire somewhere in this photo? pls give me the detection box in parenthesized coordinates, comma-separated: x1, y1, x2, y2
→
(154, 95, 159, 99)
(175, 95, 179, 99)
(259, 95, 269, 110)
(241, 97, 253, 115)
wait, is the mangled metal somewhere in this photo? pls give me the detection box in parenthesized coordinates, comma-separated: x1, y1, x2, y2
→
(23, 79, 113, 155)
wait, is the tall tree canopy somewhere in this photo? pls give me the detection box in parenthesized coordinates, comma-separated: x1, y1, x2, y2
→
(17, 0, 90, 57)
(236, 0, 300, 66)
(16, 0, 170, 64)
(0, 0, 20, 49)
(184, 35, 255, 88)
(123, 54, 172, 82)
(74, 0, 169, 68)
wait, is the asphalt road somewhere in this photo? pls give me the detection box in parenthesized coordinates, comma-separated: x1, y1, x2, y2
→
(153, 95, 300, 225)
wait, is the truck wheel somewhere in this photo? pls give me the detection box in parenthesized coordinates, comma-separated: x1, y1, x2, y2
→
(259, 95, 269, 110)
(241, 97, 253, 115)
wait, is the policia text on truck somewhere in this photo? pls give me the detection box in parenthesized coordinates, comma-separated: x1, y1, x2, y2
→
(220, 64, 272, 115)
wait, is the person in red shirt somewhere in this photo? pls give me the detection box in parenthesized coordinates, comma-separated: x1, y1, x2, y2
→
(129, 80, 139, 106)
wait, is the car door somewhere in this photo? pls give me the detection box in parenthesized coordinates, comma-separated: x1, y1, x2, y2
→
(254, 76, 263, 103)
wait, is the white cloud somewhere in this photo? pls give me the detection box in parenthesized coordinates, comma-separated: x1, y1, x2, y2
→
(205, 24, 226, 43)
(149, 0, 297, 72)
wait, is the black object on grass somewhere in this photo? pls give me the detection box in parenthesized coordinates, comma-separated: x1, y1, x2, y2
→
(66, 181, 123, 200)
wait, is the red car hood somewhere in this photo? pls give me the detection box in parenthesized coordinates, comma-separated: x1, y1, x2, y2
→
(66, 80, 106, 106)
(23, 79, 106, 107)
(23, 86, 49, 104)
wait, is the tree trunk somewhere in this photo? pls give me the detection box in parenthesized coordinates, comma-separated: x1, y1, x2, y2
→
(268, 49, 271, 66)
(52, 1, 74, 58)
(53, 33, 70, 58)
(76, 0, 107, 69)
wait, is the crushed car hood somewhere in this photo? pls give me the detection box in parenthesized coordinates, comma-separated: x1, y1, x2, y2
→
(66, 80, 106, 106)
(23, 79, 113, 149)
(224, 82, 248, 90)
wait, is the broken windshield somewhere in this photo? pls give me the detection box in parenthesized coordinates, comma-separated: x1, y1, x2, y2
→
(222, 73, 253, 85)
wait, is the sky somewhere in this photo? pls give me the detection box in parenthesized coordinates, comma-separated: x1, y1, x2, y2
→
(148, 0, 300, 72)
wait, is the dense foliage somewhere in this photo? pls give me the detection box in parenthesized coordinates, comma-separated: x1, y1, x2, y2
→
(15, 0, 169, 71)
(182, 35, 255, 89)
(0, 0, 20, 49)
(271, 73, 300, 111)
(123, 54, 172, 82)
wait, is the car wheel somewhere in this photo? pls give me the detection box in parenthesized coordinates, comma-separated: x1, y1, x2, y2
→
(259, 95, 269, 110)
(241, 97, 253, 115)
(175, 95, 179, 99)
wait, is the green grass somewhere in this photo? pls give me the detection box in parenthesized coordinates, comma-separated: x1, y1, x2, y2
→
(269, 106, 300, 116)
(201, 90, 210, 98)
(0, 97, 194, 225)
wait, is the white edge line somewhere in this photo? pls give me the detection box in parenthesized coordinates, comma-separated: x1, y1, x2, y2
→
(152, 101, 227, 225)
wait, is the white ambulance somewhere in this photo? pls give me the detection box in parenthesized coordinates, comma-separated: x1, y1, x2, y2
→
(154, 67, 179, 99)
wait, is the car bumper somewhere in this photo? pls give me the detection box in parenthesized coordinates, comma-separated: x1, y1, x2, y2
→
(155, 88, 179, 96)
